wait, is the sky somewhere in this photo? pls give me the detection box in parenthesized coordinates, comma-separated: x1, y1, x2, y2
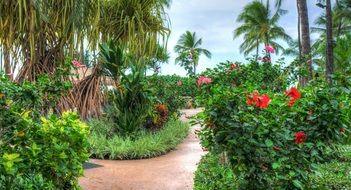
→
(160, 0, 323, 76)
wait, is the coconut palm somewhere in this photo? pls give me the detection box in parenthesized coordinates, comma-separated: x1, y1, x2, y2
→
(174, 31, 211, 75)
(233, 1, 292, 57)
(296, 0, 312, 85)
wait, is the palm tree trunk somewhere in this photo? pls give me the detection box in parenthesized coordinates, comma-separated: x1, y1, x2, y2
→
(80, 40, 85, 64)
(297, 0, 312, 86)
(193, 62, 196, 75)
(256, 39, 259, 59)
(325, 0, 334, 83)
(336, 0, 343, 37)
(3, 45, 11, 77)
(296, 1, 302, 61)
(265, 34, 270, 58)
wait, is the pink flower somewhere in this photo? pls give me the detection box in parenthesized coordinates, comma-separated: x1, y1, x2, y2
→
(72, 60, 86, 68)
(228, 63, 238, 71)
(265, 45, 275, 54)
(177, 80, 183, 86)
(262, 57, 271, 63)
(197, 76, 212, 86)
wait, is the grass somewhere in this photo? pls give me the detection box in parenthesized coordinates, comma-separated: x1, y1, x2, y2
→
(88, 118, 190, 160)
(194, 146, 351, 190)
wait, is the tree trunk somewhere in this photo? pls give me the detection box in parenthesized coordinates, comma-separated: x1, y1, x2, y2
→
(193, 62, 196, 75)
(256, 39, 259, 59)
(297, 1, 302, 61)
(80, 40, 85, 64)
(336, 0, 343, 37)
(3, 45, 12, 79)
(297, 0, 312, 86)
(325, 0, 334, 83)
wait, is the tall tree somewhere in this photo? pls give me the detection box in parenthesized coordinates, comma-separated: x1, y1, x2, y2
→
(297, 0, 312, 86)
(174, 31, 211, 75)
(233, 1, 292, 57)
(325, 0, 334, 83)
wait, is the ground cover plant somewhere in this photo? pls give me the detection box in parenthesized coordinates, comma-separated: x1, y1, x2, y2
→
(88, 118, 190, 159)
(194, 150, 351, 190)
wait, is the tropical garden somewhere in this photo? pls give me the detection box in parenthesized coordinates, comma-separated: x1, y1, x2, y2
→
(0, 0, 350, 189)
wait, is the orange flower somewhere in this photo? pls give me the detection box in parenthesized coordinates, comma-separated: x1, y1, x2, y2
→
(156, 104, 168, 116)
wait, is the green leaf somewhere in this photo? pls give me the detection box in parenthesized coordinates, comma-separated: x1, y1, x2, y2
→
(265, 139, 273, 148)
(293, 179, 304, 189)
(272, 162, 281, 169)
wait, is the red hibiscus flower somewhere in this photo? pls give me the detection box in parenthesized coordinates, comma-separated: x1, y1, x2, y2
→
(246, 91, 260, 106)
(257, 94, 270, 109)
(295, 132, 306, 144)
(246, 91, 270, 109)
(197, 76, 212, 86)
(286, 87, 301, 107)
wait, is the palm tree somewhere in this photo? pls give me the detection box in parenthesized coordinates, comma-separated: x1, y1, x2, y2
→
(174, 31, 211, 75)
(233, 1, 292, 57)
(296, 0, 312, 85)
(325, 0, 334, 83)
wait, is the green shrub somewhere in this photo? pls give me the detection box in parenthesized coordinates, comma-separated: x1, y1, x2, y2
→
(147, 74, 198, 113)
(0, 104, 90, 189)
(196, 61, 350, 189)
(194, 149, 351, 190)
(0, 173, 55, 190)
(0, 62, 72, 117)
(194, 153, 237, 190)
(88, 118, 189, 159)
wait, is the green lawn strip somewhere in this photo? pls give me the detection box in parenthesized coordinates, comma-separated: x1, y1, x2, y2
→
(88, 118, 190, 160)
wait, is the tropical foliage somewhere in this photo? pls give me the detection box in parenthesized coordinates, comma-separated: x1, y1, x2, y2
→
(0, 95, 89, 189)
(174, 31, 212, 75)
(194, 58, 351, 189)
(233, 1, 292, 56)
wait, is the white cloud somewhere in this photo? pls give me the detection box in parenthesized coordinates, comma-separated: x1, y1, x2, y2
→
(161, 0, 323, 76)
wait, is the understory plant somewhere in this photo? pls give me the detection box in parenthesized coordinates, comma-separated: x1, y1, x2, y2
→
(107, 64, 154, 136)
(196, 60, 350, 189)
(0, 92, 89, 189)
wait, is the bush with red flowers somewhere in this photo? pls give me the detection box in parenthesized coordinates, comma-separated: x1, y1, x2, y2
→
(147, 74, 198, 113)
(195, 62, 351, 189)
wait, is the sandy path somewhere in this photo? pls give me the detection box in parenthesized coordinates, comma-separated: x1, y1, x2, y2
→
(79, 108, 205, 190)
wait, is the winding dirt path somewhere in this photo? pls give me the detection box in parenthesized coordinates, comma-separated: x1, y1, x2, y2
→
(79, 108, 205, 190)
